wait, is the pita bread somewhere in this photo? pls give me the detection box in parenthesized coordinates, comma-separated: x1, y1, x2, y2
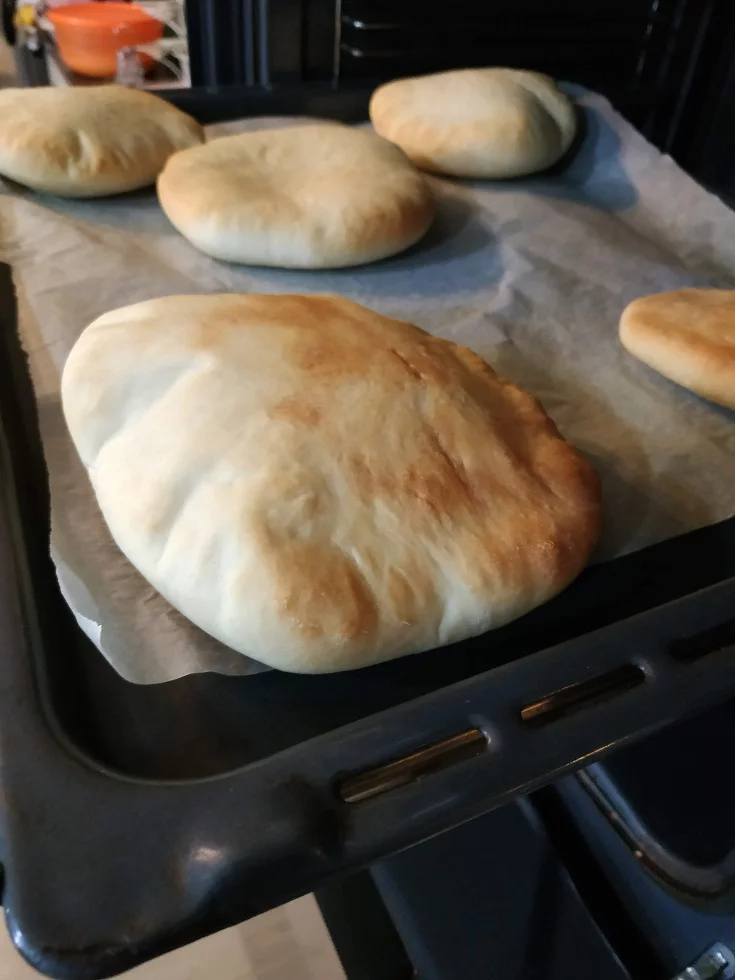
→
(620, 289, 735, 410)
(61, 294, 601, 674)
(156, 124, 435, 267)
(0, 86, 203, 197)
(370, 68, 577, 179)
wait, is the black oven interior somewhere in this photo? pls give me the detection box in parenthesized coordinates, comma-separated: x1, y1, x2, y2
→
(184, 0, 735, 201)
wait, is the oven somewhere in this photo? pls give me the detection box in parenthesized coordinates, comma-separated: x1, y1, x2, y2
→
(188, 0, 735, 197)
(8, 0, 735, 197)
(3, 3, 735, 978)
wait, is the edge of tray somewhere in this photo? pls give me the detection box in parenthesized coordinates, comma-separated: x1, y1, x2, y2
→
(1, 257, 735, 978)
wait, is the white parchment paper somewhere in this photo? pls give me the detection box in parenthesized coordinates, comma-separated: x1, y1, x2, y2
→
(1, 90, 734, 683)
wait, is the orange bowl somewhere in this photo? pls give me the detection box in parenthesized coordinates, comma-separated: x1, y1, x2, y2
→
(48, 3, 163, 78)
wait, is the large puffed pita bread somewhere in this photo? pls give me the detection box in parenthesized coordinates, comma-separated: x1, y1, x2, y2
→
(620, 289, 735, 410)
(61, 294, 601, 674)
(370, 68, 577, 179)
(0, 86, 203, 197)
(156, 124, 435, 268)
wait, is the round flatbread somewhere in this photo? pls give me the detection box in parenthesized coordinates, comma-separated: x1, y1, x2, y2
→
(156, 124, 435, 268)
(0, 85, 203, 197)
(620, 289, 735, 410)
(370, 68, 577, 179)
(62, 294, 601, 674)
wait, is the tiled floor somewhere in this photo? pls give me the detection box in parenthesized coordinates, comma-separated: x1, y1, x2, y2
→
(0, 895, 347, 979)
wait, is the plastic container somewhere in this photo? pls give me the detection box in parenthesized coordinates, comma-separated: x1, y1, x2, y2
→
(47, 2, 163, 78)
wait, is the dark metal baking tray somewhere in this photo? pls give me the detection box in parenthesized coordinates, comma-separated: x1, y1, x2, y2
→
(1, 87, 735, 980)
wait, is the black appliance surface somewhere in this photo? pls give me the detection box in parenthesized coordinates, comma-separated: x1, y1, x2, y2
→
(372, 799, 631, 980)
(1, 0, 14, 47)
(552, 775, 735, 976)
(334, 0, 688, 97)
(573, 699, 735, 900)
(1, 86, 735, 979)
(596, 703, 735, 870)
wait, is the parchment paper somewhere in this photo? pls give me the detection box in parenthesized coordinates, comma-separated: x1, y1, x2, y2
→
(1, 89, 734, 683)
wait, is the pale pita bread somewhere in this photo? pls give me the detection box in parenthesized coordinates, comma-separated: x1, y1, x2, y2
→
(620, 289, 735, 410)
(61, 294, 601, 674)
(156, 124, 435, 268)
(370, 68, 577, 179)
(0, 86, 203, 197)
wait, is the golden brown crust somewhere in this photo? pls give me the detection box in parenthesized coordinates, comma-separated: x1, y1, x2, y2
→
(62, 294, 601, 673)
(620, 289, 735, 409)
(0, 86, 203, 197)
(369, 68, 577, 179)
(156, 124, 435, 268)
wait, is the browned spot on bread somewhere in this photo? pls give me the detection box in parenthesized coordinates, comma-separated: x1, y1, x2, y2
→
(350, 438, 477, 518)
(391, 343, 450, 385)
(350, 454, 381, 498)
(283, 295, 351, 329)
(276, 542, 378, 645)
(386, 564, 435, 627)
(271, 398, 321, 427)
(423, 428, 476, 505)
(296, 342, 369, 379)
(450, 342, 501, 382)
(392, 349, 423, 381)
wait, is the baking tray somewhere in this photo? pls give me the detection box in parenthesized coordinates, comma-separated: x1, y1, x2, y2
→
(1, 87, 735, 979)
